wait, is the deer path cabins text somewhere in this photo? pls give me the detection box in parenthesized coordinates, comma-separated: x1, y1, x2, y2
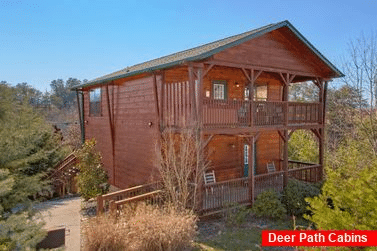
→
(72, 21, 343, 207)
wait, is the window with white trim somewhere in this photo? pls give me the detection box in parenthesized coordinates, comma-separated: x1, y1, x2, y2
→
(254, 85, 267, 101)
(89, 88, 102, 116)
(213, 81, 227, 100)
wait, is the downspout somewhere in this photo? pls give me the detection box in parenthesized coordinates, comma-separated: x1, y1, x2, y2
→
(76, 89, 85, 145)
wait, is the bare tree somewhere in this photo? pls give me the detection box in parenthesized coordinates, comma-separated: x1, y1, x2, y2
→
(340, 31, 377, 154)
(156, 126, 209, 211)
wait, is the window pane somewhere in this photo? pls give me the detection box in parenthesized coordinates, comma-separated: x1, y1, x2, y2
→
(90, 88, 101, 103)
(89, 88, 101, 116)
(254, 85, 267, 101)
(213, 82, 226, 100)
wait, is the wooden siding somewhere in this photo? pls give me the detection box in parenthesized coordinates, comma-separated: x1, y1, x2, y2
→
(84, 87, 115, 183)
(255, 131, 281, 174)
(207, 135, 243, 181)
(213, 29, 330, 77)
(84, 76, 159, 189)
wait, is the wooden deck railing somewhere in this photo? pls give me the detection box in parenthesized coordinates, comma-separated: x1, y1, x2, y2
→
(96, 181, 162, 215)
(96, 162, 321, 215)
(201, 99, 320, 129)
(288, 162, 322, 183)
(254, 171, 284, 198)
(202, 177, 249, 211)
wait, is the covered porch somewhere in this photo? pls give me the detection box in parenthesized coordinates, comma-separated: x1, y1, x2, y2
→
(200, 160, 321, 212)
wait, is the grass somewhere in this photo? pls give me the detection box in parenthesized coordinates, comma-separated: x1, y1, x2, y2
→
(194, 213, 310, 251)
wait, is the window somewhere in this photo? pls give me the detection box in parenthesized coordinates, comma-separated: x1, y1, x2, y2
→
(254, 85, 267, 101)
(89, 88, 101, 116)
(244, 87, 250, 101)
(213, 81, 227, 100)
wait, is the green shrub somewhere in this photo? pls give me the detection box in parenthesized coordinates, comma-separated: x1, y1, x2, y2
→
(223, 203, 251, 226)
(252, 189, 286, 220)
(76, 139, 109, 200)
(281, 179, 321, 217)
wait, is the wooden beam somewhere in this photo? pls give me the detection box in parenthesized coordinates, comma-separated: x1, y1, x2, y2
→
(206, 59, 320, 78)
(204, 134, 214, 148)
(203, 63, 214, 77)
(241, 68, 252, 82)
(288, 129, 296, 140)
(252, 69, 263, 83)
(277, 130, 287, 142)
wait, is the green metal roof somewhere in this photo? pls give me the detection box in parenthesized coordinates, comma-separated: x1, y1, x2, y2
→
(73, 20, 344, 90)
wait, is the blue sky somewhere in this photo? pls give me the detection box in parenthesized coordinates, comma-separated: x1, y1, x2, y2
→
(1, 0, 376, 92)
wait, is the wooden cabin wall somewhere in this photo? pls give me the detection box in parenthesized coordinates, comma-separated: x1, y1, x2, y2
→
(213, 29, 328, 77)
(112, 76, 158, 188)
(83, 87, 115, 184)
(83, 76, 159, 189)
(203, 66, 247, 100)
(207, 135, 243, 182)
(255, 131, 281, 174)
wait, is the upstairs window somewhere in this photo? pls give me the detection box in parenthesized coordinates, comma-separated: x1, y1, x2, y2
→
(213, 81, 227, 100)
(89, 88, 102, 116)
(254, 85, 267, 101)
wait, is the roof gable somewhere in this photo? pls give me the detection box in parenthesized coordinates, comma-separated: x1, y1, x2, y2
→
(74, 20, 343, 89)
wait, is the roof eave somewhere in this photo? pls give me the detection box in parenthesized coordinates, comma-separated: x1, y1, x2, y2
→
(72, 20, 344, 90)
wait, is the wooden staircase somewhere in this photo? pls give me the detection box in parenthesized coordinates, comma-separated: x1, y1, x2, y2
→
(49, 153, 79, 197)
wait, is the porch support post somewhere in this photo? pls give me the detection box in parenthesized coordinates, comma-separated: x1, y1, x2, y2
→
(246, 136, 255, 205)
(280, 72, 294, 187)
(159, 71, 165, 130)
(242, 68, 262, 127)
(196, 66, 204, 127)
(188, 65, 197, 124)
(318, 128, 324, 181)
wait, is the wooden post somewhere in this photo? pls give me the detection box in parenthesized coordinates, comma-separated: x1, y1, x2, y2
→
(97, 195, 104, 215)
(109, 200, 116, 216)
(196, 67, 203, 126)
(280, 73, 293, 188)
(188, 65, 197, 124)
(160, 72, 165, 129)
(247, 136, 254, 204)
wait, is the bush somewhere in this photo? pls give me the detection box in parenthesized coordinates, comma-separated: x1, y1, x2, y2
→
(76, 139, 109, 200)
(223, 203, 252, 226)
(252, 189, 286, 220)
(83, 203, 198, 251)
(281, 179, 321, 217)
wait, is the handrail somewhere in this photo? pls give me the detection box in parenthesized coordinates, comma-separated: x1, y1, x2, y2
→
(288, 164, 321, 172)
(288, 160, 317, 165)
(255, 170, 284, 178)
(114, 190, 162, 206)
(102, 181, 161, 199)
(49, 153, 77, 178)
(203, 177, 248, 187)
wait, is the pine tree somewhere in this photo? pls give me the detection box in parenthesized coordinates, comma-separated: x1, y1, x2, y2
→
(0, 83, 66, 249)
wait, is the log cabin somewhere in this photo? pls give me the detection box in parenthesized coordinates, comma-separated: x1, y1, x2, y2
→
(72, 20, 343, 211)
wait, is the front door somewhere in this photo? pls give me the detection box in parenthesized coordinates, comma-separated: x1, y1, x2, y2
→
(243, 144, 249, 177)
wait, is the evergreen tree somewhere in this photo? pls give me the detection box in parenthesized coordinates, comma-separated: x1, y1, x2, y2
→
(0, 83, 66, 249)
